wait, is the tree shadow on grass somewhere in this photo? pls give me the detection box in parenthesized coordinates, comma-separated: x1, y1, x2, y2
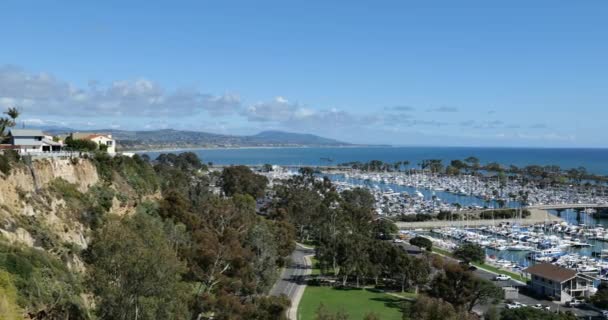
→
(332, 286, 365, 292)
(369, 296, 406, 311)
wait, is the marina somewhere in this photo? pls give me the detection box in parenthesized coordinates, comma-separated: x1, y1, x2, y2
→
(260, 166, 608, 288)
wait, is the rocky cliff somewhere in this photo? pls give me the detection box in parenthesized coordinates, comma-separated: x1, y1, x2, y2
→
(0, 159, 99, 249)
(0, 157, 130, 261)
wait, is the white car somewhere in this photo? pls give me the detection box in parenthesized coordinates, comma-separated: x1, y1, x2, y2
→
(567, 299, 584, 307)
(531, 304, 550, 311)
(494, 274, 511, 281)
(393, 238, 404, 243)
(505, 302, 522, 309)
(505, 302, 526, 309)
(601, 310, 608, 319)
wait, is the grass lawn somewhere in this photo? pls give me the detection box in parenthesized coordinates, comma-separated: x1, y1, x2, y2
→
(310, 256, 320, 276)
(309, 256, 337, 276)
(298, 286, 405, 320)
(431, 247, 452, 256)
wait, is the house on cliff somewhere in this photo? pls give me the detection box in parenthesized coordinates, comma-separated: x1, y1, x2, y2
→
(70, 132, 116, 154)
(3, 129, 63, 153)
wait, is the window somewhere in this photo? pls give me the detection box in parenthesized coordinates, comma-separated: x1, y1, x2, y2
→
(107, 141, 113, 146)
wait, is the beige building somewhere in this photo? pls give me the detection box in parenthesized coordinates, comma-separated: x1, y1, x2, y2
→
(71, 133, 116, 154)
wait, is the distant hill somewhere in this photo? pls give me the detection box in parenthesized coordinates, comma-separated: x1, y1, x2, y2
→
(246, 130, 345, 145)
(42, 128, 352, 150)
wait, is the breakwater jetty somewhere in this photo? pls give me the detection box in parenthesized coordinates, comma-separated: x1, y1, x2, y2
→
(396, 209, 563, 229)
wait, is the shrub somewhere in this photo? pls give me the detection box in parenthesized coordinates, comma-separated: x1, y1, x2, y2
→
(0, 270, 22, 319)
(0, 150, 20, 175)
(0, 241, 86, 316)
(0, 154, 10, 175)
(65, 137, 98, 151)
(49, 178, 85, 201)
(88, 185, 115, 212)
(410, 236, 433, 251)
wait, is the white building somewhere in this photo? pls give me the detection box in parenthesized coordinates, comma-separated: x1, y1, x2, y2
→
(6, 129, 63, 153)
(71, 133, 116, 154)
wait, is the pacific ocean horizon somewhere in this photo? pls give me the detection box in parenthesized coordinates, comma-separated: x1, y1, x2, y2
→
(141, 146, 608, 175)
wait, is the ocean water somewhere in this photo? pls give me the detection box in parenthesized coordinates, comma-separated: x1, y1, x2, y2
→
(142, 146, 608, 265)
(142, 146, 608, 175)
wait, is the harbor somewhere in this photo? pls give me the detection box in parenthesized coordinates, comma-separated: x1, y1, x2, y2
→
(260, 166, 608, 289)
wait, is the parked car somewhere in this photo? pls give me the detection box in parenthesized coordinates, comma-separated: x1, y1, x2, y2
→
(393, 238, 404, 243)
(505, 303, 520, 310)
(566, 299, 584, 307)
(531, 304, 550, 311)
(494, 274, 511, 281)
(601, 310, 608, 319)
(505, 302, 526, 309)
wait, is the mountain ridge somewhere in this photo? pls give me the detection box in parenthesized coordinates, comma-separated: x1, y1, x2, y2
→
(40, 127, 353, 150)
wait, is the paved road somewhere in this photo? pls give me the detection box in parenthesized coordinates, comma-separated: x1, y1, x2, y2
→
(270, 244, 314, 319)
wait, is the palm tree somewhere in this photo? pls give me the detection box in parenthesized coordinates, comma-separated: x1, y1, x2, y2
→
(0, 107, 20, 141)
(5, 107, 19, 120)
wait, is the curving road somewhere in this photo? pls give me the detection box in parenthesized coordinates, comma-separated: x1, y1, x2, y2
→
(270, 244, 314, 319)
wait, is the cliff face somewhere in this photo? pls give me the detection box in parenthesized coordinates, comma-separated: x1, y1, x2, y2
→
(0, 158, 100, 252)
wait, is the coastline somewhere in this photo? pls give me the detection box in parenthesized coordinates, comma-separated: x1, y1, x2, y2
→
(125, 144, 377, 154)
(118, 146, 608, 175)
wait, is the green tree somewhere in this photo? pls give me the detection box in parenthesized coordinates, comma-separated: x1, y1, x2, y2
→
(430, 264, 502, 312)
(246, 220, 280, 293)
(453, 243, 485, 265)
(184, 195, 262, 320)
(407, 257, 431, 294)
(244, 295, 290, 320)
(402, 295, 474, 320)
(371, 219, 397, 240)
(221, 165, 269, 198)
(271, 220, 296, 265)
(87, 213, 190, 320)
(409, 237, 433, 251)
(591, 282, 608, 308)
(336, 233, 371, 287)
(421, 159, 443, 174)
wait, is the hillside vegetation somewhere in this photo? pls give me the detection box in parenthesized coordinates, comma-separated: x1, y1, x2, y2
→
(0, 152, 294, 319)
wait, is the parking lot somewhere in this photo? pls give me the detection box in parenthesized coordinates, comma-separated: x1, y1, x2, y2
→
(473, 268, 603, 318)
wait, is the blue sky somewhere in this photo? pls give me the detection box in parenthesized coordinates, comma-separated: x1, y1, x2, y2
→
(0, 1, 607, 147)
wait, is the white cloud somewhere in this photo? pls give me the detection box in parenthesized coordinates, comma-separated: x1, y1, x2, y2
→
(246, 96, 308, 122)
(0, 65, 241, 117)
